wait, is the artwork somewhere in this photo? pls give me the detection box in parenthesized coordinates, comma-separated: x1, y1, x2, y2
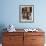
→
(19, 5, 34, 23)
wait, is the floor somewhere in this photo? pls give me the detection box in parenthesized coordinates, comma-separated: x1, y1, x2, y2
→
(0, 44, 2, 46)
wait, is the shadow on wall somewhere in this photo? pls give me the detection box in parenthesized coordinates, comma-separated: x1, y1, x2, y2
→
(0, 24, 7, 43)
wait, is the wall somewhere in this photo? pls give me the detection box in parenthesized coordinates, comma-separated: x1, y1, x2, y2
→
(0, 0, 46, 43)
(0, 0, 46, 29)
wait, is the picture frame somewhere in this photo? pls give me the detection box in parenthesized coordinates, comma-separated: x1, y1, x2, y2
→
(19, 5, 34, 23)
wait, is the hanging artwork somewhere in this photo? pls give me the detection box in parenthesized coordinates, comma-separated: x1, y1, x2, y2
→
(19, 5, 34, 23)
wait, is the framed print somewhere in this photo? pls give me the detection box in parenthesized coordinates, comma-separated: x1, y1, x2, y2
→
(19, 5, 34, 23)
